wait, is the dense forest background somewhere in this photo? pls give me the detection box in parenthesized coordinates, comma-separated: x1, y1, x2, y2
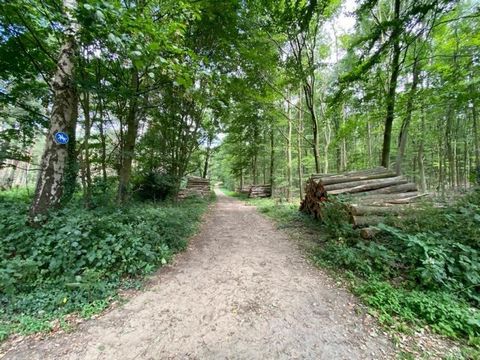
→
(1, 0, 479, 209)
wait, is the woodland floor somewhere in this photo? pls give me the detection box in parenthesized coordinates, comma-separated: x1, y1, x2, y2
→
(1, 190, 395, 360)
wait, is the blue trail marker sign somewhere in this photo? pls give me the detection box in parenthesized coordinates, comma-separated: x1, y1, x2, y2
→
(54, 132, 69, 145)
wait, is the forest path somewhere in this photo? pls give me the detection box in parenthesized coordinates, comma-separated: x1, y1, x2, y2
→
(3, 190, 394, 360)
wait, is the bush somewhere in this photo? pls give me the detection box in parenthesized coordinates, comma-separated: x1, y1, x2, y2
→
(313, 189, 480, 339)
(0, 191, 210, 340)
(131, 171, 179, 201)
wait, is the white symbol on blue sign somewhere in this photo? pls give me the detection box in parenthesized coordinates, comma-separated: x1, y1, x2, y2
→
(54, 132, 69, 145)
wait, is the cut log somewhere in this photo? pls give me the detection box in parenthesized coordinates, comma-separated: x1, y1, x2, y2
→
(360, 227, 380, 239)
(349, 204, 416, 216)
(300, 167, 426, 227)
(177, 177, 211, 199)
(327, 176, 408, 195)
(313, 170, 397, 186)
(350, 193, 429, 206)
(350, 215, 385, 227)
(365, 183, 417, 194)
(350, 192, 421, 200)
(249, 184, 271, 198)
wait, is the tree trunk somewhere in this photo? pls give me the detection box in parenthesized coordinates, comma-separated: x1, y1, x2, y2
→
(297, 96, 304, 200)
(270, 126, 275, 193)
(303, 83, 321, 173)
(445, 106, 456, 188)
(80, 91, 93, 207)
(381, 0, 401, 168)
(117, 69, 140, 204)
(472, 100, 480, 184)
(29, 0, 78, 222)
(202, 136, 212, 179)
(286, 96, 292, 201)
(396, 55, 420, 175)
(252, 152, 257, 184)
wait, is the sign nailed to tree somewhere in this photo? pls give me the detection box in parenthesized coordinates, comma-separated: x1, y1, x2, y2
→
(54, 132, 69, 145)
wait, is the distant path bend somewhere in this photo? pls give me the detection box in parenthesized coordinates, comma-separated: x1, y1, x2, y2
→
(3, 189, 394, 359)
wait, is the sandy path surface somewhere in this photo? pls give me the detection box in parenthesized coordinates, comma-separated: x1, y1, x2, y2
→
(2, 190, 394, 359)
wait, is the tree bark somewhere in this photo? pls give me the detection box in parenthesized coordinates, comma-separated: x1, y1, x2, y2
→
(381, 0, 401, 168)
(117, 69, 140, 204)
(270, 125, 275, 192)
(98, 100, 108, 184)
(297, 96, 304, 200)
(472, 99, 480, 184)
(80, 90, 93, 207)
(396, 55, 420, 174)
(29, 0, 78, 222)
(286, 95, 292, 201)
(202, 135, 212, 179)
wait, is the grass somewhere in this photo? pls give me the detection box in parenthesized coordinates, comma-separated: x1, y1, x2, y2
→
(0, 188, 214, 341)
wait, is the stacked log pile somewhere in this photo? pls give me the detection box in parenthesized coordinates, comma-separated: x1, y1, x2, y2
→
(300, 167, 428, 230)
(239, 186, 252, 196)
(249, 184, 272, 198)
(177, 177, 211, 199)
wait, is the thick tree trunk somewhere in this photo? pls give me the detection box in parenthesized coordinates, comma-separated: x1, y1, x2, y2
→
(117, 70, 139, 204)
(381, 0, 401, 168)
(29, 0, 78, 222)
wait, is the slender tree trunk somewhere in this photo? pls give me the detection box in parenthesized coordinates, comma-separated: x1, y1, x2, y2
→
(472, 101, 480, 184)
(367, 120, 373, 168)
(381, 0, 401, 168)
(396, 56, 420, 174)
(29, 0, 78, 222)
(98, 110, 107, 184)
(303, 84, 321, 173)
(297, 97, 304, 199)
(252, 152, 257, 184)
(445, 107, 456, 188)
(80, 91, 93, 207)
(202, 136, 212, 179)
(117, 69, 139, 204)
(270, 126, 275, 192)
(286, 96, 292, 201)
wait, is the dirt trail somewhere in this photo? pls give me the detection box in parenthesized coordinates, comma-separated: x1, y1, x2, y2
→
(3, 190, 394, 359)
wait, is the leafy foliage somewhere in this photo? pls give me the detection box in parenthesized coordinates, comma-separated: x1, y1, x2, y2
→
(131, 171, 179, 201)
(0, 189, 212, 340)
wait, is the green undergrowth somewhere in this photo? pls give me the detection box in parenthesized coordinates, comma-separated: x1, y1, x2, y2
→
(0, 189, 214, 341)
(241, 191, 480, 355)
(221, 188, 248, 199)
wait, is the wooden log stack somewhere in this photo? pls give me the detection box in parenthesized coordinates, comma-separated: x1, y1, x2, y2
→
(177, 177, 211, 199)
(249, 184, 272, 198)
(239, 186, 252, 196)
(300, 167, 428, 231)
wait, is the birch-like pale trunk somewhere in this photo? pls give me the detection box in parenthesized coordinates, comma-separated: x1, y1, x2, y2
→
(29, 0, 78, 222)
